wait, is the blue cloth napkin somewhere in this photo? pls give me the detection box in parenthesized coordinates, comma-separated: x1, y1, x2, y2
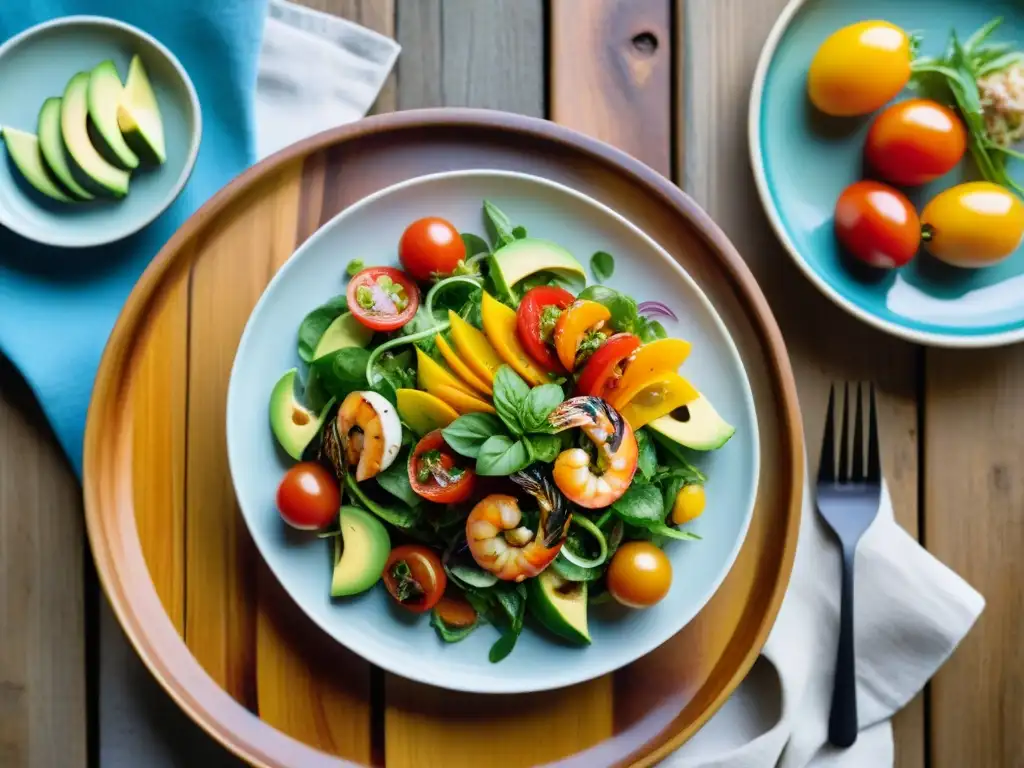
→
(0, 0, 268, 474)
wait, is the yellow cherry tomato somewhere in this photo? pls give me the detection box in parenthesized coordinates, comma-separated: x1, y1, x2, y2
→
(807, 21, 912, 117)
(607, 542, 672, 609)
(921, 182, 1024, 268)
(672, 484, 706, 525)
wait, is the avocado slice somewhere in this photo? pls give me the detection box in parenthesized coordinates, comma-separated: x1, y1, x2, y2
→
(269, 368, 334, 460)
(648, 394, 735, 451)
(87, 60, 139, 170)
(37, 98, 94, 201)
(331, 505, 391, 597)
(488, 238, 586, 300)
(527, 569, 590, 645)
(312, 311, 374, 360)
(118, 55, 165, 165)
(1, 127, 74, 203)
(61, 72, 130, 198)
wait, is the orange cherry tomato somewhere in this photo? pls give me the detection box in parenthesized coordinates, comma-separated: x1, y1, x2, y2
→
(921, 182, 1024, 268)
(834, 181, 920, 269)
(276, 462, 340, 530)
(865, 99, 967, 186)
(552, 300, 611, 371)
(606, 542, 672, 609)
(408, 429, 476, 504)
(399, 216, 466, 281)
(382, 544, 447, 613)
(807, 21, 912, 117)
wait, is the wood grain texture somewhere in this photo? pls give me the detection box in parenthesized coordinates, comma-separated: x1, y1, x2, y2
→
(0, 362, 87, 768)
(926, 351, 1022, 768)
(550, 0, 672, 175)
(679, 2, 924, 766)
(131, 266, 189, 632)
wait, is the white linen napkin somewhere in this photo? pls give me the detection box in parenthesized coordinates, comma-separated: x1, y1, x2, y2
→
(664, 479, 985, 767)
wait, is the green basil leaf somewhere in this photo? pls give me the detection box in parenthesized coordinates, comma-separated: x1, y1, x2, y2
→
(476, 436, 531, 476)
(311, 347, 370, 400)
(492, 365, 530, 435)
(519, 383, 565, 433)
(376, 448, 421, 508)
(577, 285, 640, 333)
(610, 482, 665, 525)
(441, 413, 506, 459)
(527, 434, 561, 463)
(660, 474, 687, 520)
(430, 611, 478, 643)
(590, 251, 615, 282)
(297, 295, 348, 363)
(345, 474, 420, 529)
(488, 630, 519, 663)
(483, 200, 516, 248)
(635, 428, 658, 480)
(648, 522, 702, 541)
(460, 232, 491, 257)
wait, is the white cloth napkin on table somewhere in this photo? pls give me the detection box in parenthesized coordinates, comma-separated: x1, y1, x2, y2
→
(663, 480, 984, 767)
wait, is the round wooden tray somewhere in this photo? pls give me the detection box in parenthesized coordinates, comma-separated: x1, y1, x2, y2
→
(83, 109, 803, 768)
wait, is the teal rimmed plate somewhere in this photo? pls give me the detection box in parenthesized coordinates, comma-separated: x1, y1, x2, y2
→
(750, 0, 1024, 347)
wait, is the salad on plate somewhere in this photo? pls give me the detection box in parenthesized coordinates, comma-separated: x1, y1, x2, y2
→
(267, 200, 736, 662)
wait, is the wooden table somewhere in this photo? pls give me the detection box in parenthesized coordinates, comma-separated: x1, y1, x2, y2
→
(0, 1, 1013, 765)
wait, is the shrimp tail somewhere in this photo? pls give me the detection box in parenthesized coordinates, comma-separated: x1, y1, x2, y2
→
(511, 467, 572, 548)
(547, 396, 625, 453)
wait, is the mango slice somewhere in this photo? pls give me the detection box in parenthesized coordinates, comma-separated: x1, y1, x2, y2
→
(433, 385, 497, 415)
(618, 372, 699, 430)
(448, 310, 505, 385)
(396, 389, 460, 436)
(480, 292, 549, 386)
(435, 333, 491, 395)
(416, 347, 477, 398)
(609, 338, 693, 409)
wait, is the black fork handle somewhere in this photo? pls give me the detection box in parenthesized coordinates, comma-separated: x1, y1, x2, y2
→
(829, 545, 858, 747)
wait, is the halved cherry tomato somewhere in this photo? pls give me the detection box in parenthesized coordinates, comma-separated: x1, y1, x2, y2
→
(553, 300, 611, 371)
(865, 99, 966, 186)
(834, 181, 920, 269)
(399, 216, 466, 281)
(409, 429, 476, 503)
(347, 266, 420, 332)
(575, 332, 641, 397)
(383, 544, 446, 613)
(276, 462, 340, 530)
(515, 285, 576, 373)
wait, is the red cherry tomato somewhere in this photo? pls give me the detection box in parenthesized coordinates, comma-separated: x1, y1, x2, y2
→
(865, 99, 967, 186)
(515, 286, 576, 373)
(399, 217, 466, 281)
(276, 462, 340, 530)
(408, 429, 476, 504)
(347, 266, 420, 332)
(834, 181, 921, 269)
(575, 332, 641, 398)
(382, 544, 447, 613)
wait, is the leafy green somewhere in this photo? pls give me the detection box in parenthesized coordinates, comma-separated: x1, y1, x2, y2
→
(590, 251, 615, 282)
(442, 413, 506, 458)
(647, 523, 701, 541)
(461, 232, 491, 256)
(488, 583, 527, 663)
(636, 429, 658, 480)
(311, 347, 370, 400)
(512, 225, 528, 239)
(484, 200, 516, 248)
(345, 474, 420, 529)
(519, 384, 564, 433)
(376, 447, 421, 508)
(610, 482, 664, 525)
(576, 285, 669, 341)
(493, 365, 531, 435)
(345, 259, 364, 278)
(551, 553, 605, 582)
(430, 610, 478, 643)
(447, 562, 499, 589)
(526, 433, 561, 463)
(476, 435, 531, 476)
(370, 348, 416, 406)
(297, 295, 348, 363)
(638, 319, 667, 342)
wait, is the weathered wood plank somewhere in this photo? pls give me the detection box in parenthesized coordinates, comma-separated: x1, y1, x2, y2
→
(926, 352, 1023, 768)
(0, 363, 87, 768)
(679, 2, 924, 766)
(551, 0, 673, 176)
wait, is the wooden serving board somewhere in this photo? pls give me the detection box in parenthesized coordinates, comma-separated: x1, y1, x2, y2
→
(83, 109, 803, 767)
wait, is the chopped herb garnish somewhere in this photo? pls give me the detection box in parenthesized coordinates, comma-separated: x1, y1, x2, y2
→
(416, 448, 464, 487)
(575, 329, 607, 367)
(390, 560, 425, 603)
(346, 259, 364, 278)
(539, 305, 562, 342)
(356, 284, 375, 310)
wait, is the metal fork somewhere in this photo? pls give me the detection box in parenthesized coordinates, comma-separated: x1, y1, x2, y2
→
(816, 383, 882, 748)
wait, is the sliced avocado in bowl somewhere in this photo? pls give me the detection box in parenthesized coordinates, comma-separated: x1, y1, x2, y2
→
(488, 238, 586, 300)
(648, 394, 736, 451)
(1, 127, 74, 203)
(331, 505, 391, 597)
(527, 569, 590, 645)
(269, 368, 334, 460)
(87, 60, 139, 170)
(118, 55, 166, 166)
(61, 71, 130, 198)
(37, 98, 94, 201)
(313, 311, 374, 360)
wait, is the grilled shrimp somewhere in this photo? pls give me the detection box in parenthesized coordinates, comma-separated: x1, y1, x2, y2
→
(336, 390, 402, 481)
(466, 467, 572, 581)
(547, 396, 638, 509)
